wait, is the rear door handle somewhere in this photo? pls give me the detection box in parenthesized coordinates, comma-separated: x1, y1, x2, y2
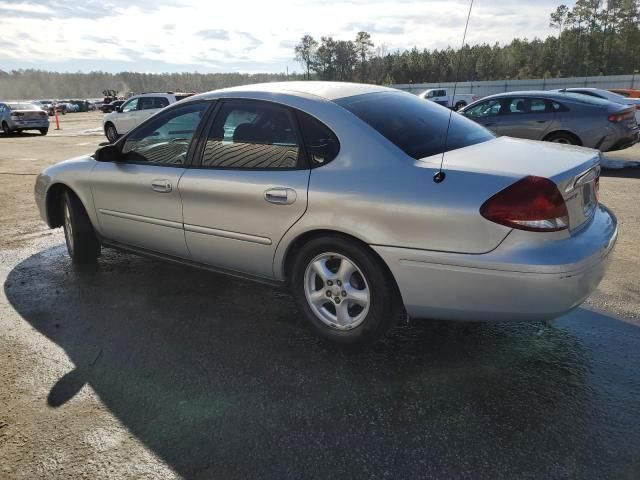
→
(536, 120, 549, 123)
(264, 187, 297, 205)
(151, 179, 172, 193)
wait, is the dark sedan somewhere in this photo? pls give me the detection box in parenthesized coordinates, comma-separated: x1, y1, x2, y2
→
(460, 90, 639, 152)
(101, 100, 124, 113)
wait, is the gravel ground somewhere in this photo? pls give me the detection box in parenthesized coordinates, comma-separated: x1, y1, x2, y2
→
(1, 112, 639, 479)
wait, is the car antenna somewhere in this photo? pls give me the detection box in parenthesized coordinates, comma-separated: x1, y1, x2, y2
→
(434, 0, 475, 184)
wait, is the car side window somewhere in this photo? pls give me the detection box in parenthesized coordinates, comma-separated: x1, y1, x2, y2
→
(121, 98, 139, 112)
(121, 101, 208, 166)
(200, 100, 302, 169)
(139, 97, 157, 110)
(465, 99, 502, 118)
(296, 111, 339, 166)
(155, 97, 170, 108)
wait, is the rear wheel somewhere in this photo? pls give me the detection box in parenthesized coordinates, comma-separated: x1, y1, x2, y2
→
(40, 128, 48, 136)
(61, 191, 101, 264)
(104, 123, 118, 143)
(289, 235, 402, 346)
(2, 122, 10, 135)
(544, 131, 580, 145)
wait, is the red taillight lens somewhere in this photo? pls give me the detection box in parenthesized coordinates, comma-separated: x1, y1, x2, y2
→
(480, 176, 569, 232)
(608, 111, 633, 122)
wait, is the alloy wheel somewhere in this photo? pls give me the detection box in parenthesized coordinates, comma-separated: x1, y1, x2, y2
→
(303, 252, 370, 330)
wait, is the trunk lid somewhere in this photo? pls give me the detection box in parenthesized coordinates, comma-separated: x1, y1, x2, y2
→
(423, 136, 601, 232)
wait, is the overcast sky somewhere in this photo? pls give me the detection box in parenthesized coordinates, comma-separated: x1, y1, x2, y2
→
(0, 0, 572, 74)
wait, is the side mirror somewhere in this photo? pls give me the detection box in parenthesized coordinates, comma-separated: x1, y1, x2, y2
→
(94, 144, 123, 162)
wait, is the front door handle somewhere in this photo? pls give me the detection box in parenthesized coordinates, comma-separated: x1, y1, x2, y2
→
(151, 179, 172, 193)
(264, 187, 297, 205)
(536, 120, 549, 123)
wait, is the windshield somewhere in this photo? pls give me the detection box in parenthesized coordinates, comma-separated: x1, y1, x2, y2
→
(336, 91, 494, 160)
(7, 103, 39, 111)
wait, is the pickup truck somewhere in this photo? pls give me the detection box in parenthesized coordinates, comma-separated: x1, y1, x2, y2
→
(418, 88, 479, 110)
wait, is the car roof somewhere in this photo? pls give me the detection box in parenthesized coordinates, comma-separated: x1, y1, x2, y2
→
(194, 81, 393, 102)
(479, 90, 578, 100)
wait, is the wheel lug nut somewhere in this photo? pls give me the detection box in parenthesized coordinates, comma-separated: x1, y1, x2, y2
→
(341, 291, 347, 297)
(327, 280, 333, 286)
(326, 290, 332, 297)
(335, 298, 341, 304)
(337, 280, 342, 286)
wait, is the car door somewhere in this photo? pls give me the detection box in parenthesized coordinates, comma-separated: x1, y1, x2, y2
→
(92, 100, 210, 258)
(113, 97, 140, 133)
(431, 89, 449, 107)
(137, 96, 169, 125)
(500, 97, 556, 140)
(462, 99, 505, 134)
(178, 99, 311, 279)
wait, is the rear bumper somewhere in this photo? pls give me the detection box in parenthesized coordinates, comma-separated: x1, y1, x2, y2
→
(373, 204, 617, 322)
(9, 119, 49, 130)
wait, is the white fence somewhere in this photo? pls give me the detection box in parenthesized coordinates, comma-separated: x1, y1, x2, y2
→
(393, 74, 640, 97)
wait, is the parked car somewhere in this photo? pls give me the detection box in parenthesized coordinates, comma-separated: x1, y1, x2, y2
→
(460, 90, 639, 151)
(609, 88, 640, 99)
(418, 88, 479, 109)
(101, 100, 124, 114)
(0, 101, 49, 135)
(558, 88, 640, 123)
(34, 82, 617, 345)
(102, 92, 195, 142)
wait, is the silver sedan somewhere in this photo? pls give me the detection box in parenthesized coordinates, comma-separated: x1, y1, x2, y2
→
(34, 82, 617, 345)
(460, 91, 639, 152)
(1, 102, 50, 135)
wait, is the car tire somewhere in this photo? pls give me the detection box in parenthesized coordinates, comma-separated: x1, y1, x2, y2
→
(61, 191, 101, 264)
(455, 101, 467, 110)
(289, 235, 402, 346)
(2, 122, 10, 135)
(104, 123, 118, 143)
(544, 131, 580, 146)
(40, 128, 48, 136)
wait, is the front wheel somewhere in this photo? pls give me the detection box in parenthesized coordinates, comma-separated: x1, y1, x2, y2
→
(289, 236, 402, 346)
(104, 123, 118, 143)
(40, 128, 48, 136)
(62, 191, 101, 263)
(2, 122, 10, 135)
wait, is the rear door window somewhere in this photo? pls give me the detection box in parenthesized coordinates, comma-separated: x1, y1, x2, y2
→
(200, 100, 304, 169)
(337, 91, 494, 160)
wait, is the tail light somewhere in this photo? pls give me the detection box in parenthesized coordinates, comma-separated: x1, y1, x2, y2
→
(480, 176, 569, 232)
(608, 110, 634, 122)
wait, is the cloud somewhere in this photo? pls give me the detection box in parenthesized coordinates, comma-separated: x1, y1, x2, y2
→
(198, 29, 230, 40)
(0, 0, 168, 19)
(237, 31, 262, 50)
(343, 22, 405, 35)
(83, 35, 121, 46)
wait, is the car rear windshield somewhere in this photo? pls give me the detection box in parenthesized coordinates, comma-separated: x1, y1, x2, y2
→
(8, 103, 39, 110)
(335, 91, 494, 160)
(561, 92, 612, 106)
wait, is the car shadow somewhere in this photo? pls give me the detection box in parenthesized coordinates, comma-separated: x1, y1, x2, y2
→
(601, 165, 640, 179)
(4, 245, 640, 478)
(0, 131, 46, 138)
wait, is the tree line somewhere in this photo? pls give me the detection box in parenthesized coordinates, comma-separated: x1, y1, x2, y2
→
(0, 0, 638, 99)
(294, 0, 640, 84)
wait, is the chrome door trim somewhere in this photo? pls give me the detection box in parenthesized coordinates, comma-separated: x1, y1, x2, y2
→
(98, 208, 183, 229)
(184, 223, 272, 245)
